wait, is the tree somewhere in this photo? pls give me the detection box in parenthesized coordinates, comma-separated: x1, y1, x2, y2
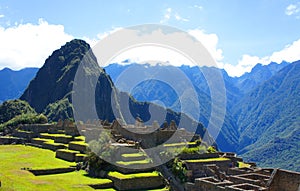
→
(0, 99, 36, 123)
(86, 130, 116, 177)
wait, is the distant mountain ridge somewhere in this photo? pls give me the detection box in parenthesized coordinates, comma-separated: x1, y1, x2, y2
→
(234, 61, 289, 94)
(0, 61, 286, 104)
(0, 67, 38, 103)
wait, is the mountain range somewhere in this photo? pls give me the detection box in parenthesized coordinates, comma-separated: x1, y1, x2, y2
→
(0, 67, 38, 103)
(19, 39, 213, 145)
(0, 40, 298, 171)
(104, 61, 300, 171)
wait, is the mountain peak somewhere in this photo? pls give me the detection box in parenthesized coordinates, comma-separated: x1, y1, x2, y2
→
(20, 39, 100, 113)
(0, 67, 13, 72)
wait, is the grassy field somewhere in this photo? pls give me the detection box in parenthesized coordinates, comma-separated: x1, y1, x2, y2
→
(0, 145, 112, 191)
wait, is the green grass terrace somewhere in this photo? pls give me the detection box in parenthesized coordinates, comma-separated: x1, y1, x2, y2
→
(0, 145, 112, 191)
(184, 157, 230, 163)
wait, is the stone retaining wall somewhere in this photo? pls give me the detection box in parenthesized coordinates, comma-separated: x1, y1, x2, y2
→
(88, 181, 113, 189)
(68, 142, 87, 153)
(42, 142, 66, 151)
(269, 169, 300, 191)
(20, 124, 53, 133)
(12, 130, 36, 141)
(194, 177, 233, 191)
(179, 153, 219, 160)
(113, 165, 155, 174)
(31, 138, 48, 145)
(0, 136, 25, 144)
(54, 136, 73, 144)
(109, 175, 164, 191)
(75, 154, 87, 162)
(56, 149, 80, 162)
(186, 159, 231, 178)
(29, 167, 76, 176)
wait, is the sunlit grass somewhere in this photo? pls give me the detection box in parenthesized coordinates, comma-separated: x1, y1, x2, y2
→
(238, 161, 251, 168)
(163, 142, 196, 147)
(69, 141, 88, 146)
(121, 152, 146, 158)
(108, 171, 159, 180)
(185, 157, 230, 163)
(40, 133, 72, 139)
(116, 158, 151, 166)
(0, 145, 112, 191)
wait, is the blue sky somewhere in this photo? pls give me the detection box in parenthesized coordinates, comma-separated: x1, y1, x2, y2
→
(0, 0, 300, 76)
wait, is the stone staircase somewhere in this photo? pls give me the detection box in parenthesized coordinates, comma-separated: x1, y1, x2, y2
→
(105, 146, 168, 191)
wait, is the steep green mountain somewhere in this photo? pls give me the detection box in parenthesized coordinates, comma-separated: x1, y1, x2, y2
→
(0, 67, 38, 103)
(233, 61, 300, 171)
(20, 39, 101, 113)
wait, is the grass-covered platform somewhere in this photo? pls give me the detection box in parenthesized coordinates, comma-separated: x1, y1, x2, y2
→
(0, 145, 113, 191)
(121, 152, 147, 161)
(185, 157, 230, 163)
(39, 133, 73, 144)
(68, 141, 88, 153)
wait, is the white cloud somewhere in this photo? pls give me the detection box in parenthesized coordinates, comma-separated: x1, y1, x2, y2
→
(2, 19, 298, 78)
(285, 3, 300, 16)
(96, 27, 122, 40)
(78, 28, 122, 48)
(193, 5, 203, 10)
(160, 8, 172, 23)
(160, 8, 189, 23)
(219, 38, 300, 77)
(0, 19, 74, 70)
(0, 14, 4, 18)
(106, 29, 224, 69)
(188, 29, 223, 62)
(109, 45, 194, 67)
(174, 13, 189, 22)
(219, 56, 267, 77)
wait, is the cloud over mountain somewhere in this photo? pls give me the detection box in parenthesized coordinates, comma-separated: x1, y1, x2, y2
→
(225, 38, 300, 77)
(0, 19, 73, 70)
